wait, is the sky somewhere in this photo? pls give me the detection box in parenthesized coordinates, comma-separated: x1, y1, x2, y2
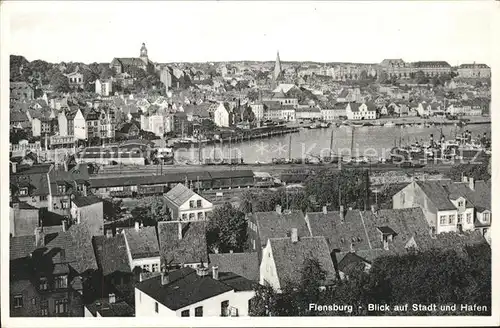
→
(3, 1, 497, 65)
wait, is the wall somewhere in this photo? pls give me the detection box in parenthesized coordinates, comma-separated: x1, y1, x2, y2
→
(393, 182, 438, 230)
(131, 256, 161, 272)
(72, 201, 104, 236)
(10, 206, 39, 237)
(32, 118, 42, 137)
(259, 242, 281, 291)
(73, 110, 87, 140)
(175, 194, 213, 221)
(135, 288, 176, 317)
(436, 209, 458, 234)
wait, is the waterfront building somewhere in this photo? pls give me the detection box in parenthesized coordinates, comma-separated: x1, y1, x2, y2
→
(346, 102, 377, 120)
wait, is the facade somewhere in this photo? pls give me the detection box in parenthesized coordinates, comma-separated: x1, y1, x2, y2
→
(214, 102, 232, 127)
(10, 202, 40, 237)
(95, 79, 113, 96)
(122, 224, 161, 273)
(73, 108, 100, 140)
(346, 102, 377, 120)
(412, 61, 451, 76)
(392, 178, 490, 236)
(65, 71, 84, 89)
(457, 63, 491, 79)
(250, 103, 264, 121)
(58, 109, 77, 137)
(379, 59, 412, 79)
(163, 183, 213, 221)
(135, 267, 255, 317)
(70, 195, 104, 236)
(110, 43, 154, 75)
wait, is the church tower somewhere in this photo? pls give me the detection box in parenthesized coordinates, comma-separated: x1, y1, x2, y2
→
(140, 43, 148, 64)
(273, 51, 283, 89)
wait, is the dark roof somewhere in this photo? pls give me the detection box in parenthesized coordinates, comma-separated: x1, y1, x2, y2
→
(10, 166, 51, 196)
(10, 111, 29, 123)
(90, 171, 213, 189)
(123, 226, 160, 260)
(377, 226, 397, 235)
(72, 195, 103, 207)
(93, 234, 131, 276)
(248, 210, 310, 247)
(209, 170, 254, 179)
(268, 236, 337, 288)
(10, 235, 37, 260)
(44, 223, 98, 274)
(209, 252, 259, 282)
(158, 221, 208, 266)
(136, 267, 235, 310)
(413, 61, 451, 68)
(85, 298, 134, 317)
(338, 252, 370, 276)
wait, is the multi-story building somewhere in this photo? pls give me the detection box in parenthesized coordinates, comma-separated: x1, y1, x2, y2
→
(95, 79, 113, 96)
(379, 59, 412, 79)
(97, 106, 116, 140)
(457, 63, 491, 79)
(412, 61, 451, 76)
(122, 223, 161, 273)
(65, 71, 84, 89)
(346, 102, 377, 120)
(135, 267, 255, 317)
(393, 178, 491, 239)
(163, 183, 213, 221)
(73, 108, 100, 140)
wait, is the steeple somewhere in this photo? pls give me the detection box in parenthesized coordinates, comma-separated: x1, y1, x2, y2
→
(140, 43, 148, 59)
(273, 50, 282, 83)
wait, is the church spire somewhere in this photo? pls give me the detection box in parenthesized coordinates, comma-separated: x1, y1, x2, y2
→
(273, 50, 282, 83)
(140, 43, 148, 58)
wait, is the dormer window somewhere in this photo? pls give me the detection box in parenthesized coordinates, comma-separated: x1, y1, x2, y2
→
(458, 199, 465, 207)
(55, 275, 68, 289)
(483, 212, 491, 224)
(39, 277, 48, 290)
(19, 187, 28, 196)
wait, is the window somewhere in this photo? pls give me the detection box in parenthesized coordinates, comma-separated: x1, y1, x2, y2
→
(142, 264, 150, 272)
(39, 277, 48, 290)
(40, 195, 47, 201)
(221, 300, 229, 316)
(466, 213, 472, 224)
(458, 200, 464, 207)
(196, 200, 202, 208)
(195, 306, 203, 317)
(41, 301, 49, 316)
(457, 214, 463, 224)
(155, 302, 159, 313)
(55, 275, 68, 289)
(252, 239, 256, 250)
(58, 185, 66, 194)
(439, 215, 446, 225)
(448, 215, 454, 225)
(181, 309, 190, 317)
(189, 200, 195, 208)
(19, 188, 28, 196)
(182, 214, 187, 220)
(61, 201, 69, 209)
(152, 263, 159, 272)
(13, 295, 23, 308)
(55, 299, 68, 314)
(197, 212, 203, 220)
(189, 213, 195, 220)
(483, 212, 491, 223)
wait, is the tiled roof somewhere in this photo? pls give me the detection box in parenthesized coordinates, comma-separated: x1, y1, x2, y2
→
(85, 298, 134, 317)
(249, 210, 310, 247)
(209, 252, 259, 282)
(72, 195, 103, 207)
(10, 166, 51, 196)
(164, 183, 195, 207)
(338, 252, 370, 276)
(10, 235, 37, 260)
(93, 234, 131, 276)
(158, 221, 208, 267)
(348, 103, 360, 112)
(10, 111, 29, 123)
(44, 223, 98, 273)
(269, 236, 337, 288)
(123, 226, 160, 260)
(416, 181, 456, 211)
(136, 267, 234, 310)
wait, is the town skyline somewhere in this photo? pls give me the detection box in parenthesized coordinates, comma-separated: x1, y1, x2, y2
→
(5, 1, 494, 65)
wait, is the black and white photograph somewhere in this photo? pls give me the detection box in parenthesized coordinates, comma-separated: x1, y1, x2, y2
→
(1, 0, 498, 326)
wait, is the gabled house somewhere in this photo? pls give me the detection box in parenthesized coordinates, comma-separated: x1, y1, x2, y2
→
(346, 102, 376, 120)
(73, 107, 100, 140)
(122, 223, 161, 274)
(214, 102, 232, 127)
(163, 183, 213, 221)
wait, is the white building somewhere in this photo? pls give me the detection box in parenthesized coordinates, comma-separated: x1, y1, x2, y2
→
(164, 183, 213, 221)
(214, 102, 231, 127)
(250, 103, 264, 121)
(135, 267, 255, 317)
(122, 223, 161, 272)
(346, 102, 377, 120)
(95, 79, 113, 96)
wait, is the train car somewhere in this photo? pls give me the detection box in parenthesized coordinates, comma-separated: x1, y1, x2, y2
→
(209, 170, 254, 189)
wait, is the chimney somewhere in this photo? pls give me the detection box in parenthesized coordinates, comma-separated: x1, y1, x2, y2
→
(212, 266, 219, 280)
(468, 177, 474, 191)
(108, 293, 116, 304)
(275, 204, 282, 214)
(178, 221, 183, 240)
(134, 221, 140, 231)
(350, 242, 355, 253)
(11, 162, 17, 174)
(106, 228, 113, 239)
(196, 266, 209, 277)
(161, 271, 170, 285)
(291, 228, 298, 243)
(62, 219, 67, 232)
(348, 207, 353, 211)
(340, 205, 345, 221)
(35, 227, 45, 247)
(371, 204, 377, 214)
(322, 206, 328, 215)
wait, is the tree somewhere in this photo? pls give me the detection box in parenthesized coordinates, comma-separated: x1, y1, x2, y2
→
(100, 66, 116, 80)
(445, 161, 490, 182)
(103, 198, 123, 222)
(131, 196, 170, 226)
(50, 71, 70, 93)
(242, 106, 256, 122)
(206, 202, 247, 253)
(247, 89, 260, 102)
(239, 188, 312, 214)
(304, 169, 370, 210)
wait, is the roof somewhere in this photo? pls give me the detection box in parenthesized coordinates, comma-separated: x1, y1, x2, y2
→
(112, 57, 149, 67)
(158, 221, 208, 266)
(93, 234, 131, 276)
(72, 195, 102, 207)
(10, 165, 51, 196)
(10, 111, 29, 123)
(248, 210, 310, 247)
(269, 236, 337, 288)
(209, 252, 260, 282)
(10, 235, 38, 260)
(123, 226, 160, 260)
(85, 298, 134, 317)
(416, 181, 456, 211)
(44, 223, 98, 273)
(164, 183, 196, 207)
(412, 61, 451, 68)
(136, 267, 238, 310)
(348, 103, 360, 112)
(338, 252, 370, 276)
(459, 63, 490, 69)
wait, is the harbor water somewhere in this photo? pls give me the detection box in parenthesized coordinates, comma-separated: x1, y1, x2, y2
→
(173, 124, 491, 164)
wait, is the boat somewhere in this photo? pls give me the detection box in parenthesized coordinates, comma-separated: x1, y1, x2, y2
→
(320, 122, 330, 128)
(384, 121, 396, 127)
(307, 123, 321, 129)
(351, 122, 364, 128)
